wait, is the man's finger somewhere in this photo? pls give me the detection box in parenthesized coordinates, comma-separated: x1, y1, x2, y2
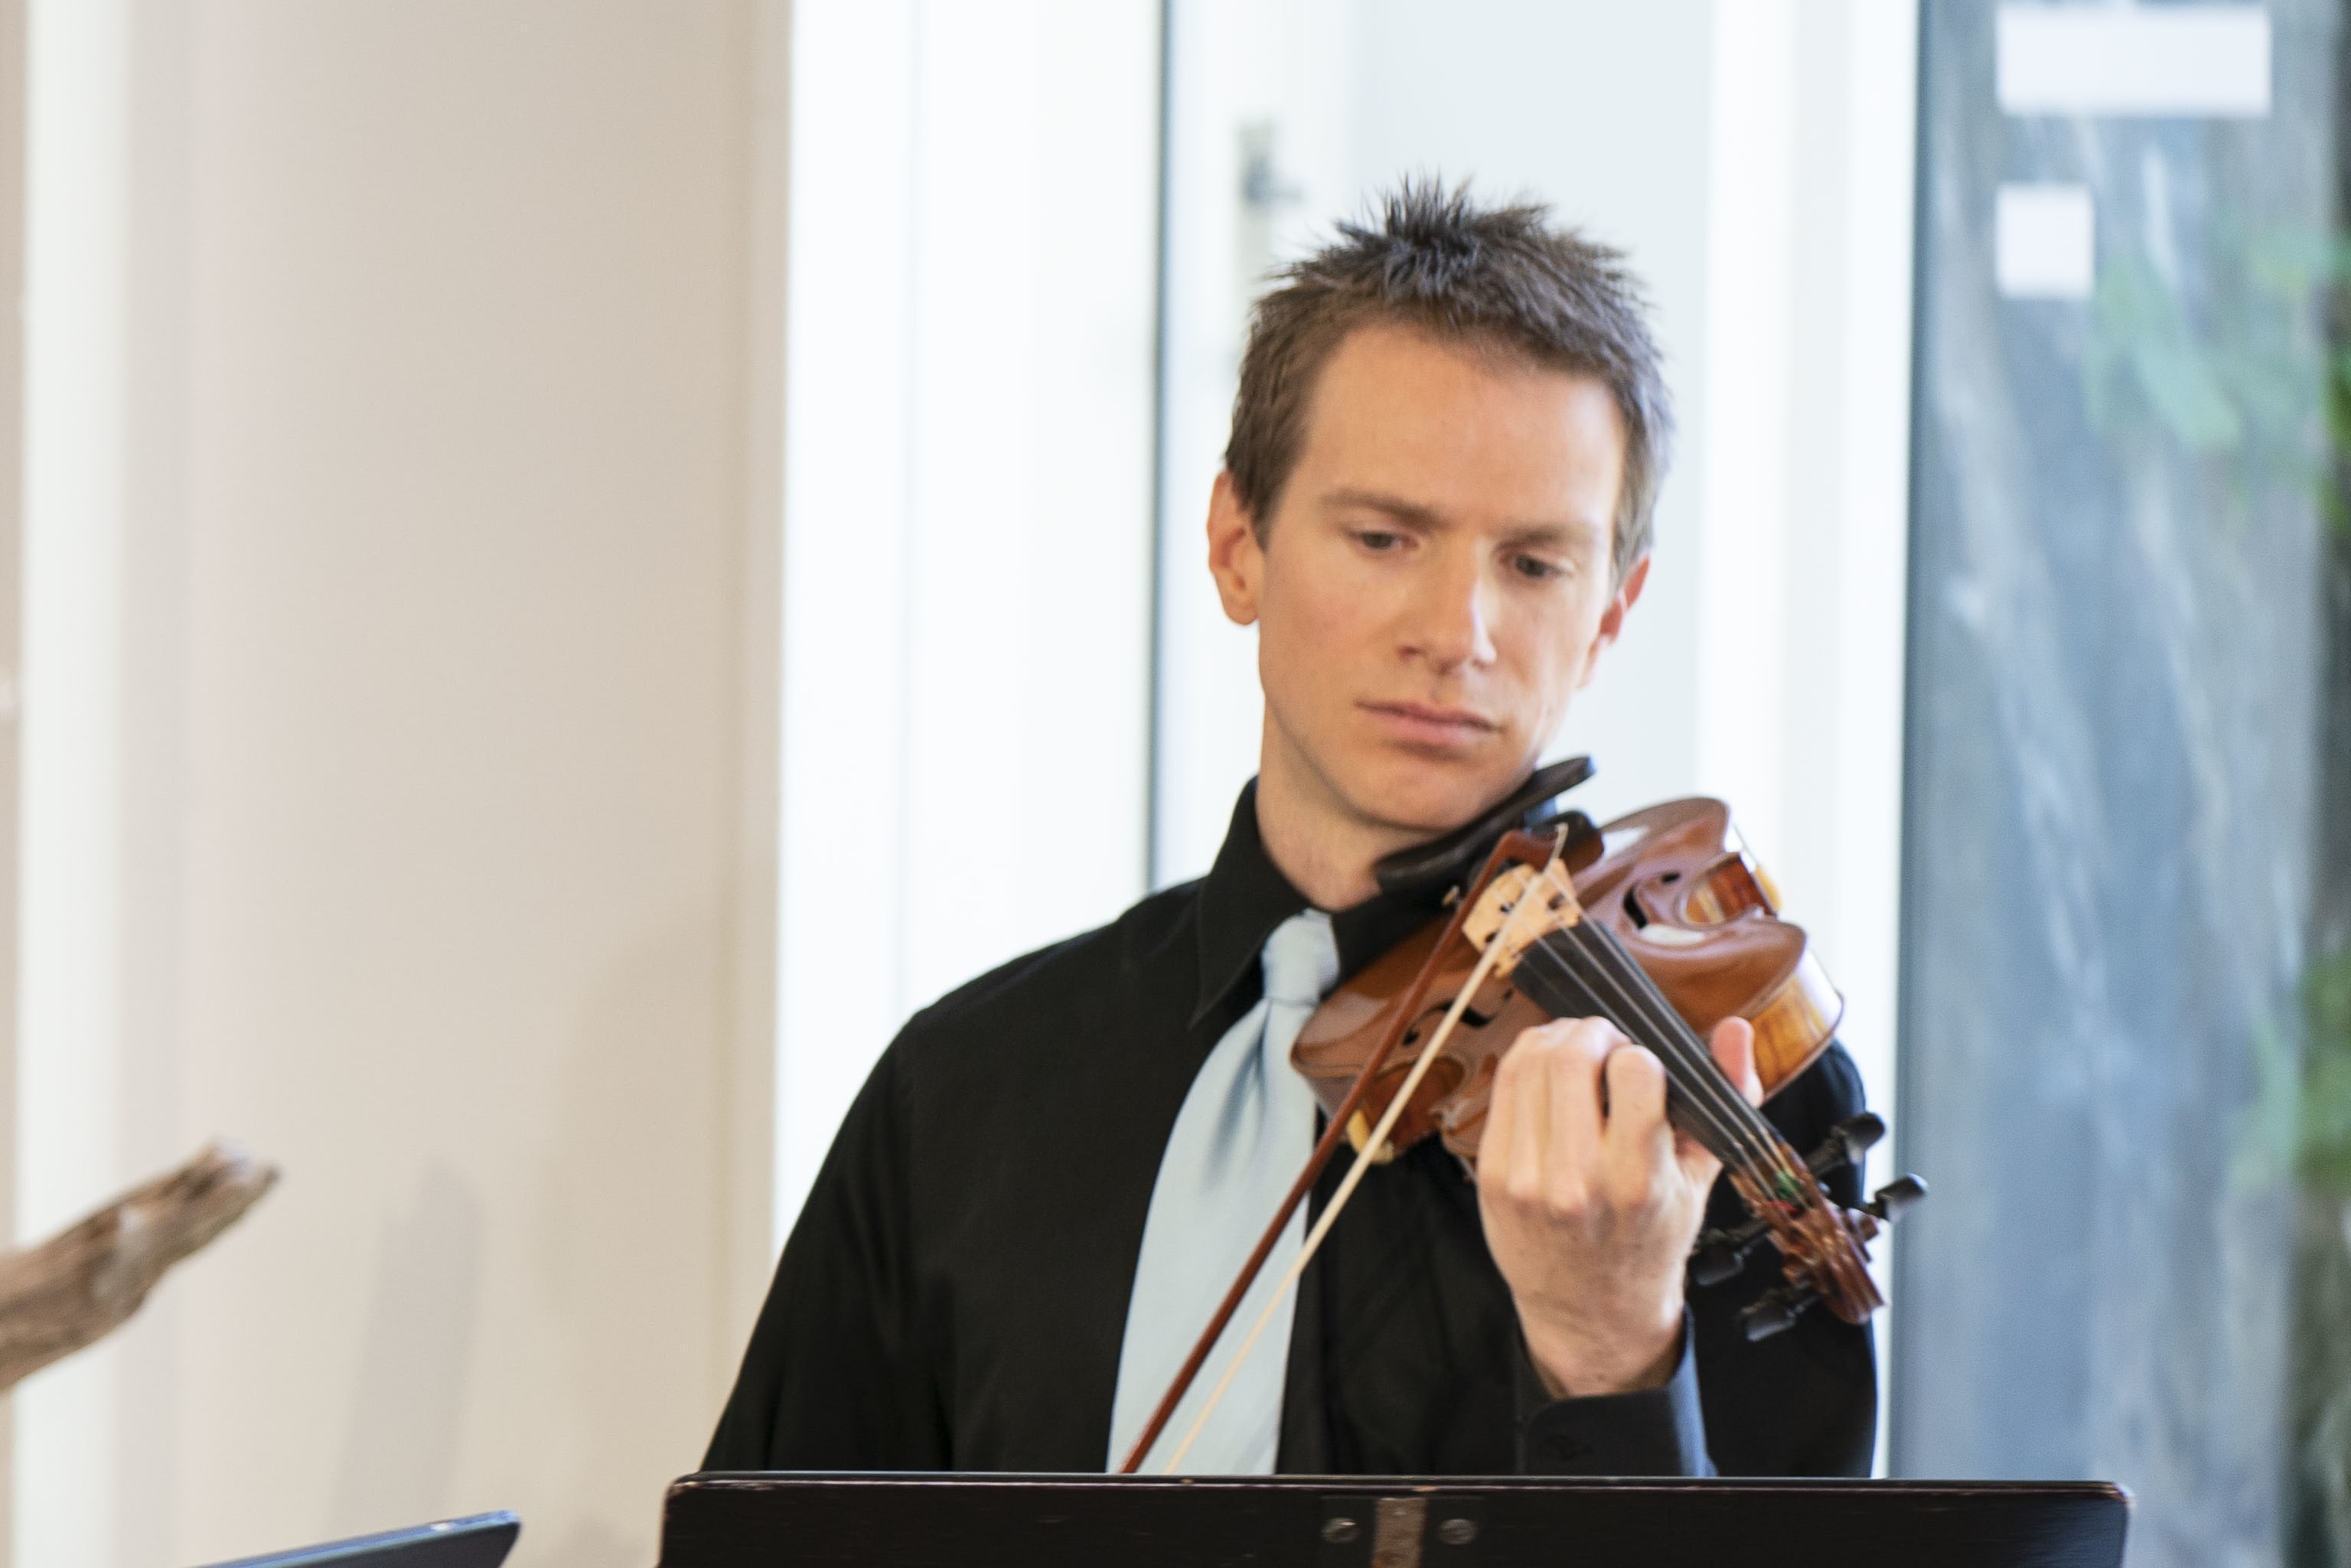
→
(1665, 1020, 1749, 1188)
(1478, 1042, 1521, 1195)
(1601, 1043, 1668, 1140)
(1710, 1015, 1762, 1107)
(1599, 1045, 1673, 1209)
(1476, 1034, 1532, 1194)
(1503, 1027, 1556, 1202)
(1544, 1020, 1616, 1185)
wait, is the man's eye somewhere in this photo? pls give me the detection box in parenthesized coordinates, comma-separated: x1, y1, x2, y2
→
(1511, 553, 1561, 581)
(1355, 530, 1403, 552)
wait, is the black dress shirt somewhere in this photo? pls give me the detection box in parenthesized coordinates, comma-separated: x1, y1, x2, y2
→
(705, 784, 1877, 1476)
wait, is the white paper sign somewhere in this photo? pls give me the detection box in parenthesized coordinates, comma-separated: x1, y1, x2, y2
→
(1997, 5, 2271, 119)
(1996, 184, 2096, 300)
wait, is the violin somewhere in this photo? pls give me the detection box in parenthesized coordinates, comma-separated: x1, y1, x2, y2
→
(1117, 764, 1925, 1475)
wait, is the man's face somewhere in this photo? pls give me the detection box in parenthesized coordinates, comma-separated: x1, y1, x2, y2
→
(1208, 322, 1647, 843)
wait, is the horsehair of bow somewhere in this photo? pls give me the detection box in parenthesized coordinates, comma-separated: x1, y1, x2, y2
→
(1156, 832, 1564, 1473)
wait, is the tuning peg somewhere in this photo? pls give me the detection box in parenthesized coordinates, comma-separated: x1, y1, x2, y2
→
(1802, 1112, 1886, 1178)
(1739, 1283, 1816, 1341)
(1866, 1174, 1927, 1221)
(1689, 1216, 1772, 1286)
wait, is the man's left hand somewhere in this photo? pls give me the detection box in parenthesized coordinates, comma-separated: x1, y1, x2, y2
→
(1475, 1013, 1761, 1400)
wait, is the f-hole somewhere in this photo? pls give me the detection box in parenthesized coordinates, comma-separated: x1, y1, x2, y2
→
(1402, 991, 1505, 1048)
(1624, 869, 1685, 931)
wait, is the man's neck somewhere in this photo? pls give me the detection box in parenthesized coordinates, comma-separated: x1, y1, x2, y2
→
(1252, 727, 1422, 911)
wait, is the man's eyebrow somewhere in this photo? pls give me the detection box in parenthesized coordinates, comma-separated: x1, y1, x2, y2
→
(1499, 515, 1602, 551)
(1322, 487, 1605, 552)
(1321, 487, 1446, 527)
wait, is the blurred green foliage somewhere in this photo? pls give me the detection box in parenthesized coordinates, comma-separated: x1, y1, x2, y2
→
(2302, 954, 2351, 1195)
(2239, 950, 2351, 1198)
(2081, 224, 2351, 535)
(2079, 221, 2351, 1204)
(2092, 212, 2351, 1565)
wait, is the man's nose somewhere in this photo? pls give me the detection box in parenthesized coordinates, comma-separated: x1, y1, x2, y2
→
(1404, 553, 1498, 671)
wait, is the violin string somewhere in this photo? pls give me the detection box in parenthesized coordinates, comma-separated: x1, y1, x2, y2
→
(1559, 921, 1801, 1186)
(1505, 936, 1759, 1177)
(1574, 917, 1801, 1178)
(1553, 928, 1767, 1163)
(1571, 924, 1874, 1316)
(1518, 933, 1783, 1186)
(1153, 852, 1554, 1474)
(1502, 879, 1788, 1185)
(1559, 927, 1775, 1164)
(1487, 870, 1770, 1176)
(1510, 862, 1775, 1162)
(1460, 859, 1781, 1185)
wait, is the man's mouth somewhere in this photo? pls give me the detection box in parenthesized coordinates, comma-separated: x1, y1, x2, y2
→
(1358, 700, 1502, 749)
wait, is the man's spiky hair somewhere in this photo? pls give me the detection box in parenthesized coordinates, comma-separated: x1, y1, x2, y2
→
(1224, 180, 1673, 581)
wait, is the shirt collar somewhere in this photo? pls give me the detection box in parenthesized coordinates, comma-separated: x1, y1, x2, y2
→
(1190, 781, 1455, 1028)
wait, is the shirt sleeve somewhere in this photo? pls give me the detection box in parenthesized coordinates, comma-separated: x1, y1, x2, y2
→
(1690, 1042, 1880, 1477)
(701, 1042, 948, 1471)
(1515, 1313, 1714, 1477)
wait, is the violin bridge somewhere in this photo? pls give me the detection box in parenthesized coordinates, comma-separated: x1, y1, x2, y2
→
(1461, 861, 1580, 974)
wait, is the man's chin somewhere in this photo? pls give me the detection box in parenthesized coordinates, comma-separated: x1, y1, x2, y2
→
(1339, 750, 1531, 841)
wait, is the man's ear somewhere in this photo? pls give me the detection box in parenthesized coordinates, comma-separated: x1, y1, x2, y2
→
(1577, 553, 1650, 688)
(1205, 471, 1266, 628)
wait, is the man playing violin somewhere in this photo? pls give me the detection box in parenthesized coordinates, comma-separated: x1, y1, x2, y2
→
(706, 183, 1876, 1477)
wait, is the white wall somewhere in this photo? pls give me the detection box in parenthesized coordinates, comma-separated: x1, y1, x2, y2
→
(0, 2, 24, 1559)
(14, 4, 782, 1564)
(773, 0, 1162, 1241)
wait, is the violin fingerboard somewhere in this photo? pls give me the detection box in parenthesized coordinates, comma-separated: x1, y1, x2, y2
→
(1508, 937, 1742, 1166)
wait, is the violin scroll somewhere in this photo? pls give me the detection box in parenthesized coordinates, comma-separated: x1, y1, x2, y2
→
(1691, 1110, 1885, 1287)
(1732, 1174, 1930, 1341)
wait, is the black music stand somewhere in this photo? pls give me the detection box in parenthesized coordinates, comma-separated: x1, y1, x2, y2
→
(660, 1473, 2127, 1568)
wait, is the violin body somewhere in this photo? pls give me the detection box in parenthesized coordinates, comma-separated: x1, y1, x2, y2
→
(1293, 798, 1844, 1164)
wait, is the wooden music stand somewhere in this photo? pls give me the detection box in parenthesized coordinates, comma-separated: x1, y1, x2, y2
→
(659, 1472, 2128, 1568)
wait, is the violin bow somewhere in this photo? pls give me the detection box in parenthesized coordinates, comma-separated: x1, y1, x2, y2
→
(1116, 832, 1561, 1475)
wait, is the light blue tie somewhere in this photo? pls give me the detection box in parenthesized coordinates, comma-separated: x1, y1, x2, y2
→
(1105, 909, 1338, 1474)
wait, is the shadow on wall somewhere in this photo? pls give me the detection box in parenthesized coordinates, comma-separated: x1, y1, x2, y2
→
(534, 894, 732, 1567)
(331, 1164, 484, 1530)
(310, 892, 732, 1568)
